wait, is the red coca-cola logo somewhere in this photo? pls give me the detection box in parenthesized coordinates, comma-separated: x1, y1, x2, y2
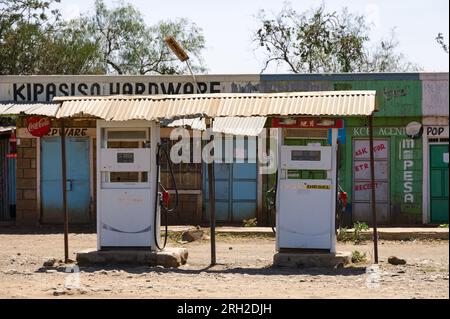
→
(26, 116, 51, 137)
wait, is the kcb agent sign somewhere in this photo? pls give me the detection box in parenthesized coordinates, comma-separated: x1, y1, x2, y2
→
(9, 81, 222, 102)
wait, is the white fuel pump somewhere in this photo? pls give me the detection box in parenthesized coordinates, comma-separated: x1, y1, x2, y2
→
(96, 120, 160, 250)
(275, 121, 339, 253)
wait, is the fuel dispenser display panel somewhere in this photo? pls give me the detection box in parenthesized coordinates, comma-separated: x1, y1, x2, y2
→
(281, 146, 332, 170)
(291, 150, 321, 161)
(117, 152, 134, 163)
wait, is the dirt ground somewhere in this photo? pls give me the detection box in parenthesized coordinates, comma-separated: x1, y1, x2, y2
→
(0, 230, 448, 299)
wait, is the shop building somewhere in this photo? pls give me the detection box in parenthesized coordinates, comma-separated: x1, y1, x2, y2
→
(260, 73, 448, 225)
(0, 73, 448, 226)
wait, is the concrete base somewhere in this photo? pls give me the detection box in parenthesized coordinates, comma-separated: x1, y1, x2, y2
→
(273, 251, 352, 268)
(76, 247, 188, 268)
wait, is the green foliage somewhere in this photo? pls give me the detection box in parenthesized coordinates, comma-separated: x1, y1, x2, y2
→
(337, 222, 369, 244)
(0, 0, 103, 74)
(254, 3, 420, 73)
(81, 0, 206, 75)
(351, 250, 367, 263)
(353, 221, 369, 244)
(439, 224, 449, 228)
(336, 226, 351, 242)
(242, 218, 258, 227)
(0, 0, 206, 75)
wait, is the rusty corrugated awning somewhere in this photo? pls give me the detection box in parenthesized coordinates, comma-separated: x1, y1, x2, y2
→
(52, 91, 376, 120)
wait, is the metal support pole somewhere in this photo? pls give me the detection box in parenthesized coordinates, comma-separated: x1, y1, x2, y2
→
(186, 60, 201, 94)
(206, 118, 216, 266)
(335, 139, 340, 230)
(60, 119, 69, 263)
(368, 115, 378, 263)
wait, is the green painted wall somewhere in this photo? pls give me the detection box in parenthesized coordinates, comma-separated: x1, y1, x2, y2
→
(333, 81, 422, 117)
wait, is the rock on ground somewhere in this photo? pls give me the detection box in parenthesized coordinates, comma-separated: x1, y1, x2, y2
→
(388, 256, 407, 265)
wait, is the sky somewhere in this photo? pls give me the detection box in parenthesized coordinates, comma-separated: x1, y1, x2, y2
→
(57, 0, 449, 74)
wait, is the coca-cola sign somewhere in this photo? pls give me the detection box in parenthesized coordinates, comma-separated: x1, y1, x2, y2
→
(26, 116, 51, 137)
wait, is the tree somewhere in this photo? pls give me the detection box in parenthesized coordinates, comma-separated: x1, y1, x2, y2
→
(436, 33, 449, 53)
(254, 3, 420, 73)
(0, 0, 104, 74)
(365, 29, 420, 72)
(80, 0, 206, 75)
(0, 0, 59, 37)
(1, 0, 206, 75)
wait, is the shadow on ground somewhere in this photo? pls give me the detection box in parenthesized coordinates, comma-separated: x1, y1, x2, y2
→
(35, 263, 368, 277)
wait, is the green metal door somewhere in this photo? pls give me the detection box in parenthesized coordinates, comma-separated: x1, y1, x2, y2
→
(430, 144, 449, 223)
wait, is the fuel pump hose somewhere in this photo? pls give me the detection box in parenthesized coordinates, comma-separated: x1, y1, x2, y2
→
(153, 142, 179, 250)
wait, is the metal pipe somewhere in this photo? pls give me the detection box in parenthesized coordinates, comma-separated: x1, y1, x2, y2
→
(335, 139, 340, 231)
(368, 115, 378, 263)
(206, 118, 216, 266)
(186, 60, 201, 94)
(60, 119, 69, 263)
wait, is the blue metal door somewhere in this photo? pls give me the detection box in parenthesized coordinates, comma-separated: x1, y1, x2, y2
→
(203, 137, 257, 223)
(231, 162, 257, 220)
(204, 163, 232, 222)
(41, 137, 90, 223)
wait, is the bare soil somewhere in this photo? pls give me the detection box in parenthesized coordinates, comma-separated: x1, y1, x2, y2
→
(0, 231, 448, 299)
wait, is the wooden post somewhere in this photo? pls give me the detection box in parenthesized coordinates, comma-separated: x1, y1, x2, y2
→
(368, 115, 378, 263)
(206, 118, 216, 266)
(60, 119, 69, 263)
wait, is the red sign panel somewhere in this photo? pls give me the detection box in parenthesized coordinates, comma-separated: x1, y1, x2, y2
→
(271, 117, 343, 128)
(26, 116, 51, 137)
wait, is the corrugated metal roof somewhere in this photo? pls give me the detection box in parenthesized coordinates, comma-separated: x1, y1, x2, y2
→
(0, 103, 58, 116)
(167, 116, 267, 136)
(214, 117, 267, 136)
(167, 118, 205, 130)
(53, 91, 376, 120)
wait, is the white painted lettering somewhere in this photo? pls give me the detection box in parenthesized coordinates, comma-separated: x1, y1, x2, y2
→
(404, 193, 414, 203)
(403, 160, 413, 170)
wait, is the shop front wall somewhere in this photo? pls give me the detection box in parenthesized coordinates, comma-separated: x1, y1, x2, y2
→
(15, 117, 97, 225)
(422, 120, 449, 224)
(334, 79, 423, 225)
(4, 75, 262, 226)
(341, 117, 423, 225)
(261, 75, 424, 225)
(420, 74, 448, 224)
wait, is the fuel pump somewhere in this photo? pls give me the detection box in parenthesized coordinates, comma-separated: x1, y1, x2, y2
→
(274, 118, 342, 253)
(96, 120, 177, 251)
